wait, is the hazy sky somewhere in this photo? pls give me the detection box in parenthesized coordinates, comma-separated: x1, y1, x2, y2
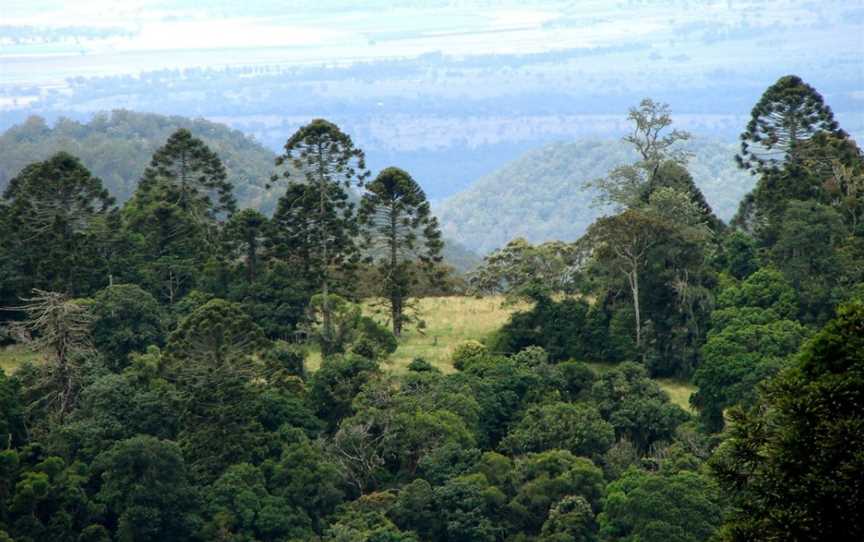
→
(3, 1, 862, 78)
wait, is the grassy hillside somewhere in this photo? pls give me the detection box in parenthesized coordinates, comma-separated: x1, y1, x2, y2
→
(436, 137, 756, 254)
(308, 295, 697, 411)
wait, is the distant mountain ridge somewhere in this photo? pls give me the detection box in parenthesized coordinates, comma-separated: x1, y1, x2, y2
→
(0, 110, 280, 213)
(436, 138, 756, 254)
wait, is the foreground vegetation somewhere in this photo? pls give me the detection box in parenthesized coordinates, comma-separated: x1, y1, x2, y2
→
(4, 294, 698, 413)
(1, 74, 862, 541)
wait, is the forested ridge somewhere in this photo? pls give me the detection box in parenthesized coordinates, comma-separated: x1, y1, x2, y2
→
(0, 111, 480, 273)
(0, 111, 278, 212)
(0, 111, 751, 260)
(0, 75, 863, 542)
(438, 138, 754, 254)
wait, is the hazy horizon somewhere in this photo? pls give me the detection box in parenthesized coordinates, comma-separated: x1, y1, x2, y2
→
(2, 0, 863, 199)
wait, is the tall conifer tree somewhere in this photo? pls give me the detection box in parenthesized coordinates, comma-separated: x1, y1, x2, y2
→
(270, 119, 368, 355)
(358, 167, 443, 336)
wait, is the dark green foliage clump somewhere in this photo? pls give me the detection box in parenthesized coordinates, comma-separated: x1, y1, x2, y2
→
(0, 372, 24, 448)
(0, 152, 114, 307)
(692, 268, 806, 431)
(598, 468, 724, 542)
(491, 295, 606, 362)
(91, 284, 165, 371)
(711, 302, 864, 541)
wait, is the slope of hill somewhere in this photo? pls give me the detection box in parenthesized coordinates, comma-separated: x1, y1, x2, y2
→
(0, 110, 280, 212)
(436, 138, 756, 254)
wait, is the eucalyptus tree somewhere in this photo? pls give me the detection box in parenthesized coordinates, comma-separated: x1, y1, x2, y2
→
(584, 209, 673, 350)
(358, 167, 443, 336)
(587, 98, 690, 210)
(270, 119, 369, 355)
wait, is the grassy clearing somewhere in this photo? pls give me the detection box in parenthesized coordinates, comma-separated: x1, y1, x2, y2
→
(655, 378, 697, 413)
(306, 295, 529, 373)
(381, 296, 529, 373)
(303, 295, 699, 411)
(0, 344, 42, 375)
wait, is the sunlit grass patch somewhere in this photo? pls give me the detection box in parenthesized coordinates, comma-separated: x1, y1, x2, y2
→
(656, 378, 697, 413)
(305, 296, 529, 374)
(376, 295, 528, 373)
(0, 343, 42, 375)
(302, 296, 698, 413)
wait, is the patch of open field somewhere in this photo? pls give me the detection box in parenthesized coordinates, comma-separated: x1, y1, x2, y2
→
(380, 295, 529, 373)
(306, 296, 699, 414)
(306, 295, 528, 373)
(0, 344, 41, 375)
(655, 378, 697, 413)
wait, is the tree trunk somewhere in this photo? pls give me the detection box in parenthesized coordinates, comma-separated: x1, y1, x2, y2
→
(628, 264, 642, 350)
(317, 144, 333, 355)
(390, 202, 401, 337)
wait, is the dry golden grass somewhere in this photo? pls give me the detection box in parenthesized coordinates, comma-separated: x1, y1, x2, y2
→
(306, 295, 529, 373)
(655, 378, 697, 413)
(0, 343, 42, 375)
(380, 296, 529, 373)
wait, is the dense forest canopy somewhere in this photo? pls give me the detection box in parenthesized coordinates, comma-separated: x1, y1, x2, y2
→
(0, 71, 863, 542)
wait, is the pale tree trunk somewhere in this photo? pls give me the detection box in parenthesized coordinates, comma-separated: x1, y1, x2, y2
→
(629, 266, 641, 349)
(317, 144, 333, 355)
(616, 243, 645, 354)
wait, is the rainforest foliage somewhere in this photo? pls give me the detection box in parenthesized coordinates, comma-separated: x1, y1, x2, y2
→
(0, 75, 862, 541)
